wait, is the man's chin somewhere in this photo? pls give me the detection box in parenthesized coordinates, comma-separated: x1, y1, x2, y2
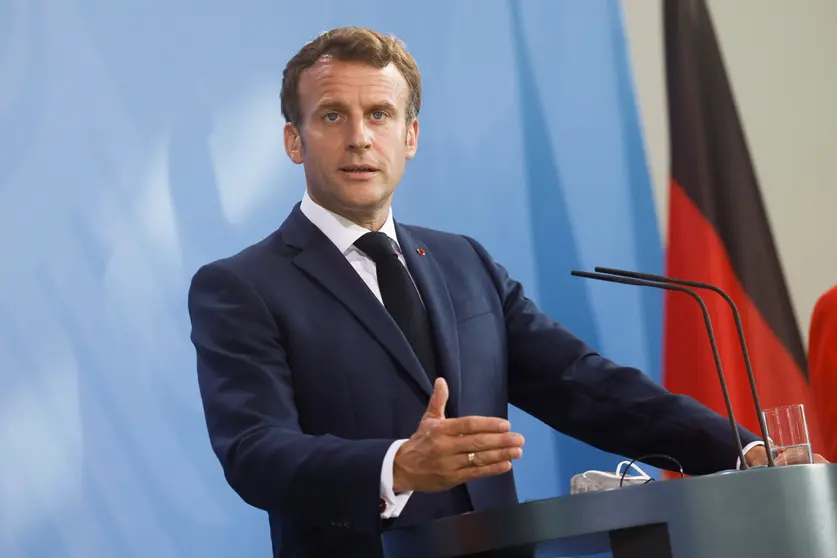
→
(338, 185, 392, 206)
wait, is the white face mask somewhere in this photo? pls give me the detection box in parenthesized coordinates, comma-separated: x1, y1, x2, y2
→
(569, 460, 652, 495)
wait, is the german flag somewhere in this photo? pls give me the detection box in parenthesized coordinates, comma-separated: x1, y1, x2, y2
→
(662, 0, 822, 452)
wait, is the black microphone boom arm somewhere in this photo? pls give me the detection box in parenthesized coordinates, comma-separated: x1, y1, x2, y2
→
(570, 270, 749, 470)
(593, 266, 774, 468)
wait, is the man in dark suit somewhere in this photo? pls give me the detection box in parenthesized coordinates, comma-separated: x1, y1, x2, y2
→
(188, 26, 790, 557)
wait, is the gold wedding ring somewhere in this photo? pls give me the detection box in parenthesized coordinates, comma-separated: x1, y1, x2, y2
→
(468, 452, 476, 466)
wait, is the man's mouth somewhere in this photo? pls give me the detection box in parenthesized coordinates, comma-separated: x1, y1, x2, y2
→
(340, 165, 378, 173)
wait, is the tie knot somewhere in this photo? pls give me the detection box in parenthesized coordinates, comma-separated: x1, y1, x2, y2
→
(354, 231, 398, 264)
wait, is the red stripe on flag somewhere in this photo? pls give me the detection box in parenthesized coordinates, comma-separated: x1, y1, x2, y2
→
(664, 180, 822, 451)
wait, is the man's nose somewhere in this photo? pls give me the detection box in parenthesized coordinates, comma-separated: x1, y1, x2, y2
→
(347, 120, 372, 151)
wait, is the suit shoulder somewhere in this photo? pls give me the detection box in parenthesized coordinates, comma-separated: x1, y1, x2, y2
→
(190, 229, 286, 287)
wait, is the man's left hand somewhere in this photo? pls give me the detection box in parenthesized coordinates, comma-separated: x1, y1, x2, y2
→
(744, 445, 830, 467)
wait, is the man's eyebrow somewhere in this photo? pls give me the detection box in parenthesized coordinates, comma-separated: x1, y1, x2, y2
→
(314, 100, 349, 112)
(313, 100, 399, 113)
(368, 101, 398, 112)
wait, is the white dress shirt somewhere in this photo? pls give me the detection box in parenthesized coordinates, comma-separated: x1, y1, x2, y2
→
(298, 191, 763, 517)
(299, 191, 413, 518)
(739, 440, 765, 469)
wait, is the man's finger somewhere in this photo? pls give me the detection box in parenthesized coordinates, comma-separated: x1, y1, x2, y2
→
(423, 378, 449, 420)
(456, 447, 523, 469)
(775, 446, 819, 466)
(442, 416, 511, 436)
(448, 432, 525, 453)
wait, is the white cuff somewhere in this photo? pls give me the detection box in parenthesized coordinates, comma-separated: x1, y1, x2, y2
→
(737, 440, 766, 469)
(380, 439, 413, 518)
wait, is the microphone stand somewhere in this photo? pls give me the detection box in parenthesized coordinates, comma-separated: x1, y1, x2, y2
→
(593, 267, 775, 468)
(571, 270, 750, 470)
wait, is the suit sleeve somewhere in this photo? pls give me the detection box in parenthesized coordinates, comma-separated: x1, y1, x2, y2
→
(188, 261, 393, 531)
(463, 237, 760, 475)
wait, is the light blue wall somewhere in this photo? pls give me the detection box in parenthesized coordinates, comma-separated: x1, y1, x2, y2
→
(0, 1, 662, 556)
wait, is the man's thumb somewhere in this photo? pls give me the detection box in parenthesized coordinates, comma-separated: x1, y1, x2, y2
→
(424, 378, 448, 419)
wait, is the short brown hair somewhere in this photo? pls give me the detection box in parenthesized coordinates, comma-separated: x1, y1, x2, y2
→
(280, 26, 422, 127)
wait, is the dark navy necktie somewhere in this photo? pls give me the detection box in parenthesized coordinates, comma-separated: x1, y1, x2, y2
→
(354, 231, 437, 382)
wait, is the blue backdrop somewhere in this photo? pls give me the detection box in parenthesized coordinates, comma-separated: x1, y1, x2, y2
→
(0, 0, 663, 556)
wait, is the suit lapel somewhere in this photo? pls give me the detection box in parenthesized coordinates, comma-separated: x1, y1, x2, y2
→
(396, 225, 462, 418)
(282, 206, 434, 398)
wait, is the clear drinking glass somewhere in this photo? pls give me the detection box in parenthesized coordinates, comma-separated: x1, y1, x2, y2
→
(762, 404, 813, 465)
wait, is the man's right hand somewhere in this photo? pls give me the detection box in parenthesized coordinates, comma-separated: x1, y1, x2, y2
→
(392, 378, 525, 493)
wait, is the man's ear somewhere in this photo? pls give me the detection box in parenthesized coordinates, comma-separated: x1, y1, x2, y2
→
(284, 122, 304, 164)
(405, 117, 419, 160)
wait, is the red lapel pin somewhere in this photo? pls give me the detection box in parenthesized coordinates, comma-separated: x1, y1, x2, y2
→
(417, 248, 425, 256)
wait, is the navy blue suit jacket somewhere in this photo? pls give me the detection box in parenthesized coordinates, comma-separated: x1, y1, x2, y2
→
(188, 204, 759, 557)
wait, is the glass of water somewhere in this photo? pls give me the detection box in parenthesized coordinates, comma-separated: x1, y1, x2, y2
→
(763, 404, 813, 465)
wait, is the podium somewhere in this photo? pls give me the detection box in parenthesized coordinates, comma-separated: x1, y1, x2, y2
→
(382, 464, 837, 558)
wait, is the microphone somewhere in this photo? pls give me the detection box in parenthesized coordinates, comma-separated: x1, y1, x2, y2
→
(593, 266, 774, 468)
(570, 270, 750, 470)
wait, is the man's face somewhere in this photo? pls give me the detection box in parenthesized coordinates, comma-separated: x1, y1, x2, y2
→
(284, 57, 418, 226)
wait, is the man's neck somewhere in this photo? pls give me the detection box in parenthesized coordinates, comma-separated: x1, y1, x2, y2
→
(306, 191, 390, 232)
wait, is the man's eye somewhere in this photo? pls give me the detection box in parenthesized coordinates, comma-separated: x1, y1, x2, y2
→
(324, 113, 339, 122)
(371, 111, 387, 120)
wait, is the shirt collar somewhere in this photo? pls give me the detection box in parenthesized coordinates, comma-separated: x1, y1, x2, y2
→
(299, 190, 401, 255)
